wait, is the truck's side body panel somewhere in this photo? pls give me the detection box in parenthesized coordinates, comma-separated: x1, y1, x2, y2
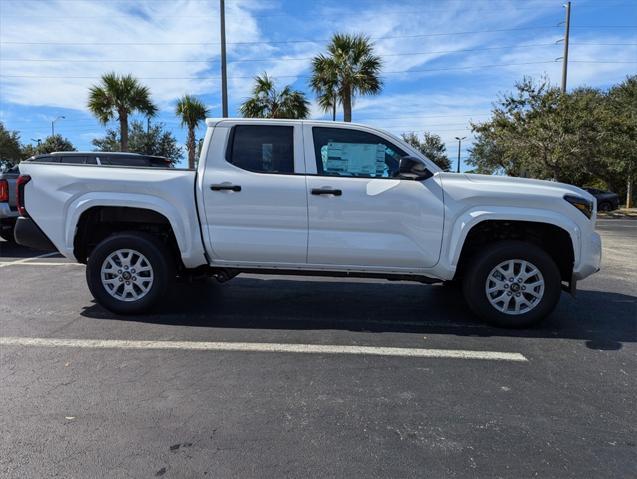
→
(15, 163, 207, 268)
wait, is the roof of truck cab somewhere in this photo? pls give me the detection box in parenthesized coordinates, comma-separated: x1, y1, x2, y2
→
(45, 151, 147, 156)
(205, 118, 372, 129)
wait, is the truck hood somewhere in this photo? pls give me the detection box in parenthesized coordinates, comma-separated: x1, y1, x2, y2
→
(435, 172, 597, 226)
(437, 172, 594, 202)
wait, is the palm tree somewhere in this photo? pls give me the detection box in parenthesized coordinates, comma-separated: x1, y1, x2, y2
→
(310, 33, 382, 122)
(240, 73, 310, 119)
(312, 73, 340, 121)
(88, 73, 157, 152)
(175, 95, 209, 169)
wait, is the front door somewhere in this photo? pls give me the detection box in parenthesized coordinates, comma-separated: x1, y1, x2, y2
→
(305, 125, 444, 270)
(201, 122, 308, 264)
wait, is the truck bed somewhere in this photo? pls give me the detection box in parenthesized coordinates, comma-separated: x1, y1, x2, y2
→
(16, 162, 207, 267)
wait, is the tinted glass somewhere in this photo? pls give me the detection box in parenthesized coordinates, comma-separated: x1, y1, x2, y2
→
(34, 156, 59, 162)
(228, 125, 294, 174)
(145, 156, 170, 167)
(60, 156, 88, 164)
(86, 156, 98, 165)
(99, 156, 148, 167)
(312, 127, 407, 178)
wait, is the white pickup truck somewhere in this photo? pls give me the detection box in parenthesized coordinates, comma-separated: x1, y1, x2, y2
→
(15, 119, 601, 327)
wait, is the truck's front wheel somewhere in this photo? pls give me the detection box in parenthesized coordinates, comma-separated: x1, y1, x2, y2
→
(86, 232, 174, 314)
(462, 240, 561, 328)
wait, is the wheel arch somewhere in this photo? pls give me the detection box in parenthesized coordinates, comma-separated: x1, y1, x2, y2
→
(448, 208, 579, 282)
(64, 193, 207, 268)
(73, 205, 181, 266)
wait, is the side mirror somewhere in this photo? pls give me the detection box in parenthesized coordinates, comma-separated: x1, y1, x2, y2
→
(398, 156, 432, 180)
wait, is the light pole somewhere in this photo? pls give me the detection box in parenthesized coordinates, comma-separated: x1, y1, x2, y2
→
(31, 138, 42, 146)
(219, 0, 228, 117)
(51, 116, 65, 136)
(560, 1, 571, 93)
(454, 136, 466, 173)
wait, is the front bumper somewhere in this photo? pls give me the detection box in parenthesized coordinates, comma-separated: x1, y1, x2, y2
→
(14, 216, 57, 251)
(573, 231, 602, 280)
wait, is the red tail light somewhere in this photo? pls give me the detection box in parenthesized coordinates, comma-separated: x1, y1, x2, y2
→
(0, 179, 8, 202)
(16, 174, 31, 217)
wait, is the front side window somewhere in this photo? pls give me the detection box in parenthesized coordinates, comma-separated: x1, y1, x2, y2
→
(227, 125, 294, 174)
(312, 127, 407, 178)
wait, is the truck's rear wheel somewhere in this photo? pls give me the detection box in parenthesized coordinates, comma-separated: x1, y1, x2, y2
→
(86, 232, 174, 314)
(0, 220, 16, 242)
(462, 240, 561, 328)
(0, 230, 15, 242)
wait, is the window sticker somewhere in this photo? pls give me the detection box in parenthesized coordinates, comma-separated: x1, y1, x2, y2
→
(321, 142, 389, 176)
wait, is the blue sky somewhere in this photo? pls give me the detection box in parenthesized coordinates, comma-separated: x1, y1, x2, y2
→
(1, 0, 635, 169)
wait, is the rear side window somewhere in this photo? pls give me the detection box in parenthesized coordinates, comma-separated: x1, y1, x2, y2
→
(34, 156, 59, 162)
(227, 125, 294, 174)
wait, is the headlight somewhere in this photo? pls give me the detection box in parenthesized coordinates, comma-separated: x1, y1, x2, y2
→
(564, 194, 593, 219)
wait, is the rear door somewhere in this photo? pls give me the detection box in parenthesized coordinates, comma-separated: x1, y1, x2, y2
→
(304, 125, 444, 270)
(200, 121, 308, 264)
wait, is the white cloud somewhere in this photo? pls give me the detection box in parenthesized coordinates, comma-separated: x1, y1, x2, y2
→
(0, 0, 264, 110)
(1, 0, 634, 161)
(497, 35, 637, 88)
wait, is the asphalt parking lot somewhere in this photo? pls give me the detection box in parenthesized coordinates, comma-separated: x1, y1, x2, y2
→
(1, 219, 635, 478)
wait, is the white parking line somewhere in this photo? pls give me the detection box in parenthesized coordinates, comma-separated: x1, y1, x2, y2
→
(0, 337, 528, 362)
(0, 261, 81, 266)
(0, 252, 60, 268)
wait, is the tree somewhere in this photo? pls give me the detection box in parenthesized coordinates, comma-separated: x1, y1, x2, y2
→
(605, 76, 636, 207)
(240, 73, 309, 119)
(33, 135, 76, 155)
(92, 120, 183, 165)
(467, 75, 637, 205)
(0, 122, 22, 169)
(16, 134, 76, 163)
(468, 77, 605, 184)
(402, 132, 452, 171)
(20, 144, 38, 161)
(311, 68, 340, 121)
(175, 95, 209, 169)
(88, 73, 157, 152)
(310, 33, 382, 122)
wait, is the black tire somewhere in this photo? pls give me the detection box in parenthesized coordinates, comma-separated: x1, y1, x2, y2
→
(598, 201, 612, 212)
(0, 229, 15, 242)
(461, 240, 561, 328)
(441, 279, 460, 289)
(86, 231, 174, 314)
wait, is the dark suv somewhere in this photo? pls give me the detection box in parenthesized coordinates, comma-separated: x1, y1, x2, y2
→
(582, 187, 621, 212)
(24, 151, 172, 168)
